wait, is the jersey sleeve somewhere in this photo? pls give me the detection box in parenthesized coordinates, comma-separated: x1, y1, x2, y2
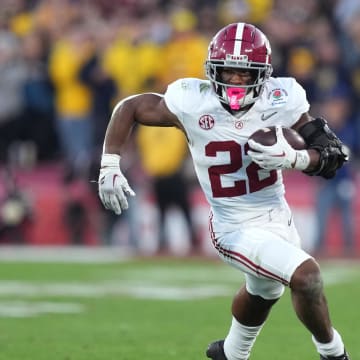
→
(282, 78, 310, 127)
(164, 78, 209, 126)
(164, 79, 186, 124)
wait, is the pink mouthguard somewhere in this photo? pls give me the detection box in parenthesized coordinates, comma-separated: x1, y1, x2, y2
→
(226, 87, 247, 110)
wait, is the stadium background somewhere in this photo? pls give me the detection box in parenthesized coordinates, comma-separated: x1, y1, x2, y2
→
(0, 0, 359, 257)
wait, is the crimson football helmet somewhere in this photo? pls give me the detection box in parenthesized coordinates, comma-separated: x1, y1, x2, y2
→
(205, 23, 273, 110)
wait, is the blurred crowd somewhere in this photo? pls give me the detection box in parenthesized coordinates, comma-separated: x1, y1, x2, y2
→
(0, 0, 359, 253)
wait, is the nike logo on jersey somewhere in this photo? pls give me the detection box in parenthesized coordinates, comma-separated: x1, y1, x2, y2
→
(288, 216, 292, 226)
(261, 112, 277, 121)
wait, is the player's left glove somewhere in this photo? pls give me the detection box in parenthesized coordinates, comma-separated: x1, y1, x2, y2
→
(248, 126, 310, 170)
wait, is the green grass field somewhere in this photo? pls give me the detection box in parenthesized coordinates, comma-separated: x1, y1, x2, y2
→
(0, 254, 359, 360)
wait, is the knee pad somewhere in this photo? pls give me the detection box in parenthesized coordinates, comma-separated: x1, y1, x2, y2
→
(245, 273, 285, 300)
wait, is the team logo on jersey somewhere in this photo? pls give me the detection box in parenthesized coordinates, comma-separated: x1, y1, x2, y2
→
(199, 115, 215, 130)
(235, 120, 243, 129)
(268, 88, 288, 106)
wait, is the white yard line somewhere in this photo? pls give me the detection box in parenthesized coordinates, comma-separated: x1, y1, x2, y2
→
(0, 301, 85, 317)
(0, 245, 134, 263)
(0, 260, 357, 318)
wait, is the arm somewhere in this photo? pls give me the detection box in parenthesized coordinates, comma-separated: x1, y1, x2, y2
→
(291, 113, 321, 173)
(99, 93, 181, 214)
(104, 93, 182, 155)
(293, 113, 349, 179)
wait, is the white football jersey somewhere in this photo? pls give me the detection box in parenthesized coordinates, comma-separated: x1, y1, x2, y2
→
(164, 77, 309, 236)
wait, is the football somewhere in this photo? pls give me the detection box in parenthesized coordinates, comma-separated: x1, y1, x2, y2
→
(249, 126, 306, 150)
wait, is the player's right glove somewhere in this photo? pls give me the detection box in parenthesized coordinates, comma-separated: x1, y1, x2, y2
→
(98, 154, 136, 215)
(248, 126, 310, 170)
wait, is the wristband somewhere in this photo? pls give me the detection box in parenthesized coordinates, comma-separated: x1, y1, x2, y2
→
(101, 153, 121, 167)
(293, 150, 310, 170)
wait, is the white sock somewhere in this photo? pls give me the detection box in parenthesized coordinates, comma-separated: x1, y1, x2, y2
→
(223, 317, 263, 360)
(312, 328, 345, 357)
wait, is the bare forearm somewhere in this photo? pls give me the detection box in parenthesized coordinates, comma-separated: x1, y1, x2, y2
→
(306, 149, 321, 172)
(103, 99, 136, 155)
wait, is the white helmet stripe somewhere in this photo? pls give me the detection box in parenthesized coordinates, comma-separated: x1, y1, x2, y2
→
(234, 23, 244, 56)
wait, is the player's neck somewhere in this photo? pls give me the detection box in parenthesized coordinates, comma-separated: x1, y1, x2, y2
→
(222, 102, 253, 117)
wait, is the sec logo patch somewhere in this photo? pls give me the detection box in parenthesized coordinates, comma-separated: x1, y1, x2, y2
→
(199, 115, 215, 130)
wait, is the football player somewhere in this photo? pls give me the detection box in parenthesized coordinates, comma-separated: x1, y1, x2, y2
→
(98, 23, 350, 359)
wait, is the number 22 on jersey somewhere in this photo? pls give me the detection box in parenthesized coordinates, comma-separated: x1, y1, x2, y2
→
(205, 140, 278, 198)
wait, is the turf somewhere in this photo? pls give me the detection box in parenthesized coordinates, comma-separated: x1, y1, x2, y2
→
(0, 257, 358, 360)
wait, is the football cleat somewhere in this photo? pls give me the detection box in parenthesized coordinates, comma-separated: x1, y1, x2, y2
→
(206, 340, 228, 360)
(319, 350, 350, 360)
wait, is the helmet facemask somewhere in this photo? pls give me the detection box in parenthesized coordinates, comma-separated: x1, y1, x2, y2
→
(205, 59, 273, 110)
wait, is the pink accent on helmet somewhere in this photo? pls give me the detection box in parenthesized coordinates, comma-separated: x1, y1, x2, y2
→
(227, 87, 247, 110)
